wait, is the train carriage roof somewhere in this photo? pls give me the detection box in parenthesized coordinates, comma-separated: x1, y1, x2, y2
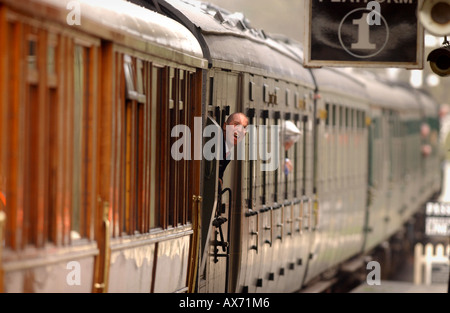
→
(311, 67, 368, 101)
(164, 0, 315, 86)
(349, 71, 422, 114)
(361, 73, 410, 111)
(389, 82, 422, 116)
(5, 0, 206, 68)
(416, 89, 440, 118)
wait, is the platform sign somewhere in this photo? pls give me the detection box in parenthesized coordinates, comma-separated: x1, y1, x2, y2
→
(425, 202, 450, 237)
(304, 0, 424, 69)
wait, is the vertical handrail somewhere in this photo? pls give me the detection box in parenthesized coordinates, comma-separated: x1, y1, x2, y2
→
(313, 195, 320, 230)
(0, 211, 5, 293)
(94, 202, 110, 292)
(188, 195, 201, 293)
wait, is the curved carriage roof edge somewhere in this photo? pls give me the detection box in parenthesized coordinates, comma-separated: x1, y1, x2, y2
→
(129, 0, 213, 67)
(414, 88, 441, 117)
(6, 0, 207, 68)
(161, 0, 315, 87)
(343, 70, 422, 114)
(268, 34, 305, 63)
(310, 67, 369, 102)
(387, 81, 423, 114)
(349, 70, 407, 110)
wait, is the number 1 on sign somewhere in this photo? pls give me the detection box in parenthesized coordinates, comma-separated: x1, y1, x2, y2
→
(352, 13, 376, 50)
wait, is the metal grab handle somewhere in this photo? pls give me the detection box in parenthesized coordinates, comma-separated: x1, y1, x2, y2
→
(308, 200, 312, 231)
(249, 213, 259, 253)
(299, 200, 304, 233)
(286, 203, 294, 236)
(270, 208, 274, 245)
(277, 219, 284, 241)
(277, 205, 284, 241)
(188, 195, 202, 293)
(94, 202, 110, 292)
(0, 211, 5, 293)
(313, 197, 319, 229)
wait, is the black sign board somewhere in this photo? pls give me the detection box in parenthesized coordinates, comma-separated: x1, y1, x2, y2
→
(304, 0, 424, 68)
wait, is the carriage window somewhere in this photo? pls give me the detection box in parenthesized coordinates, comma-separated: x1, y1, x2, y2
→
(362, 111, 366, 129)
(47, 45, 56, 76)
(260, 110, 269, 204)
(249, 81, 255, 102)
(72, 45, 84, 239)
(351, 109, 355, 128)
(357, 110, 362, 128)
(150, 66, 164, 229)
(47, 34, 58, 88)
(274, 87, 279, 105)
(72, 44, 92, 240)
(263, 84, 269, 103)
(168, 68, 190, 226)
(302, 115, 308, 195)
(5, 25, 99, 249)
(168, 68, 177, 226)
(124, 55, 136, 98)
(124, 55, 145, 103)
(47, 89, 58, 243)
(121, 55, 147, 234)
(153, 66, 195, 228)
(332, 105, 336, 127)
(286, 89, 290, 106)
(293, 116, 300, 198)
(283, 115, 299, 200)
(24, 60, 39, 246)
(167, 68, 178, 226)
(273, 112, 280, 203)
(346, 108, 350, 128)
(177, 70, 188, 224)
(27, 36, 37, 73)
(373, 117, 381, 139)
(23, 30, 40, 247)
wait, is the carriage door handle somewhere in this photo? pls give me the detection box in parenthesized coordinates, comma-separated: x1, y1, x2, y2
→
(94, 201, 110, 292)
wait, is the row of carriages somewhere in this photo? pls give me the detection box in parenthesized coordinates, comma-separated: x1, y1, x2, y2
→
(0, 0, 441, 293)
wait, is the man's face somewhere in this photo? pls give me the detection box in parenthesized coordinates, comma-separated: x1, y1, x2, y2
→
(224, 114, 249, 146)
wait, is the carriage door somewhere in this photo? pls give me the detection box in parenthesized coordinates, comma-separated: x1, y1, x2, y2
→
(198, 70, 241, 293)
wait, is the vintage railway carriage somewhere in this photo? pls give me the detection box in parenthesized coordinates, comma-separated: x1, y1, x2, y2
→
(361, 75, 413, 253)
(161, 0, 317, 293)
(0, 0, 207, 292)
(0, 0, 443, 294)
(393, 84, 424, 227)
(304, 67, 369, 286)
(361, 75, 441, 255)
(360, 79, 441, 274)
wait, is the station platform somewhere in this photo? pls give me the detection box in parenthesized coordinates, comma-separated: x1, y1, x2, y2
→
(350, 280, 447, 293)
(350, 244, 449, 293)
